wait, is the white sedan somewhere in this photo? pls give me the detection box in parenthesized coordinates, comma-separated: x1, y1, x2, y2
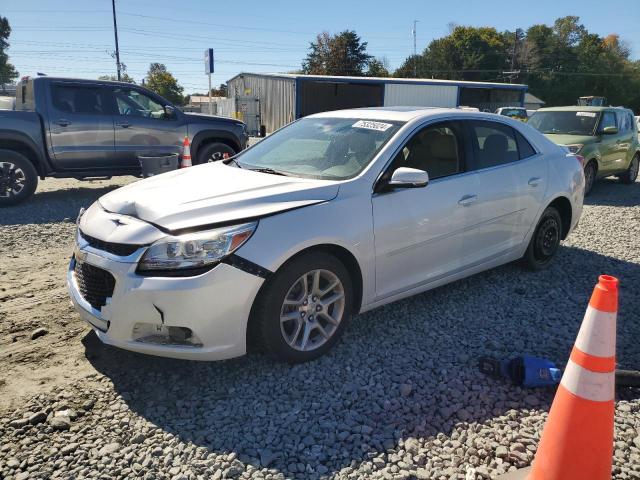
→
(68, 107, 584, 363)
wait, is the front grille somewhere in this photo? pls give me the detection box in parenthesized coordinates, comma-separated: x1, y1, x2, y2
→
(74, 260, 116, 310)
(80, 231, 141, 257)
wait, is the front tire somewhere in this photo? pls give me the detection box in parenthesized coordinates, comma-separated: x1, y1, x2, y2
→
(252, 252, 353, 363)
(522, 207, 562, 271)
(195, 142, 236, 165)
(619, 155, 639, 184)
(584, 161, 597, 196)
(0, 150, 38, 207)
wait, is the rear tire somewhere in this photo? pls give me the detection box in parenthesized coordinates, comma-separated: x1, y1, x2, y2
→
(584, 161, 597, 196)
(522, 207, 562, 271)
(251, 252, 353, 363)
(195, 142, 236, 165)
(619, 154, 639, 184)
(0, 150, 38, 207)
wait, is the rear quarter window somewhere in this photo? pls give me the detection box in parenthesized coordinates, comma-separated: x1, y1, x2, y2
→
(515, 130, 537, 159)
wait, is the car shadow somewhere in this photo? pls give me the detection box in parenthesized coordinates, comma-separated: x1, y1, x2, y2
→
(82, 244, 640, 478)
(584, 177, 639, 207)
(0, 184, 126, 226)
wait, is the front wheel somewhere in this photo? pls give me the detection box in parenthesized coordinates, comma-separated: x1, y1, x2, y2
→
(0, 150, 38, 207)
(522, 207, 562, 271)
(584, 161, 597, 196)
(619, 155, 639, 184)
(195, 142, 236, 165)
(252, 252, 353, 363)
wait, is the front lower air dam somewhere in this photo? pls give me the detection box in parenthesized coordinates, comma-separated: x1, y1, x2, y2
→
(132, 323, 203, 347)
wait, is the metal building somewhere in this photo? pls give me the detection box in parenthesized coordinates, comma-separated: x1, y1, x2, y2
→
(226, 73, 528, 135)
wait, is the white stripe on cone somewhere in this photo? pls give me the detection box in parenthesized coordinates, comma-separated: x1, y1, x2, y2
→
(574, 306, 616, 358)
(560, 360, 615, 402)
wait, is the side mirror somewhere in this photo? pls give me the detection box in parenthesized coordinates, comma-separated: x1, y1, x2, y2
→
(387, 167, 430, 189)
(602, 126, 618, 135)
(164, 105, 177, 119)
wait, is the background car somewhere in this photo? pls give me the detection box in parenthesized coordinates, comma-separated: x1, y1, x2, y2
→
(69, 108, 584, 363)
(495, 106, 528, 122)
(529, 106, 640, 194)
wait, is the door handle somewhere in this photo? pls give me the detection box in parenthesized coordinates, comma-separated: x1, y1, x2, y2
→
(56, 119, 71, 127)
(458, 194, 478, 206)
(115, 122, 130, 128)
(528, 177, 542, 187)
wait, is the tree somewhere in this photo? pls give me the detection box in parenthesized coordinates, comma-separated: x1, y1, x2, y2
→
(366, 58, 390, 77)
(210, 83, 227, 97)
(0, 16, 18, 87)
(98, 73, 136, 84)
(145, 63, 184, 105)
(302, 30, 371, 76)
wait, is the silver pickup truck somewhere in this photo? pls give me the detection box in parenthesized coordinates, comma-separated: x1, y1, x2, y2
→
(0, 76, 248, 206)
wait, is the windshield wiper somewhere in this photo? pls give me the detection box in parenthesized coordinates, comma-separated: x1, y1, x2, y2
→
(224, 158, 243, 169)
(249, 167, 290, 176)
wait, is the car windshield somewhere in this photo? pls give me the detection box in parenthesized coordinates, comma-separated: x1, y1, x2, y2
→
(235, 117, 404, 179)
(500, 108, 526, 119)
(529, 110, 599, 136)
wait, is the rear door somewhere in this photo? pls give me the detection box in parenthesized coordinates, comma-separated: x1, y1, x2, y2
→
(110, 86, 186, 166)
(47, 82, 115, 169)
(615, 111, 636, 173)
(464, 120, 547, 261)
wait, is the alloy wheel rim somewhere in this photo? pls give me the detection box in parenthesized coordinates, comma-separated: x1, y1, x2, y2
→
(280, 269, 345, 352)
(208, 151, 225, 162)
(534, 217, 559, 261)
(0, 161, 26, 198)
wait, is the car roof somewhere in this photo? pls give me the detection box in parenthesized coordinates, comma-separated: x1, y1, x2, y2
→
(308, 107, 507, 122)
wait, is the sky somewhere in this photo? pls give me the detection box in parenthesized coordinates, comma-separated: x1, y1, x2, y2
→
(4, 0, 640, 94)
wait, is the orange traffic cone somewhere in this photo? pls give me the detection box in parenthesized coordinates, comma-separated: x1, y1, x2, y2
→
(496, 274, 618, 480)
(180, 136, 192, 168)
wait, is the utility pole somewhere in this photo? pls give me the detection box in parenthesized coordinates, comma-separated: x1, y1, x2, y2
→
(412, 20, 419, 77)
(111, 0, 121, 81)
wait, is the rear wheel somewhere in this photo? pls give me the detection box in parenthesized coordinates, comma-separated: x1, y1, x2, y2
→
(0, 150, 38, 207)
(252, 252, 353, 363)
(619, 155, 639, 184)
(584, 161, 597, 195)
(195, 142, 236, 165)
(522, 207, 562, 271)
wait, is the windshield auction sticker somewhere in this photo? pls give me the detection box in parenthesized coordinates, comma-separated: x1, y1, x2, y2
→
(352, 120, 393, 131)
(576, 112, 597, 117)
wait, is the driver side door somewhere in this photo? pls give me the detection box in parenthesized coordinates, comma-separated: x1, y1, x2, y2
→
(372, 121, 481, 300)
(109, 86, 186, 167)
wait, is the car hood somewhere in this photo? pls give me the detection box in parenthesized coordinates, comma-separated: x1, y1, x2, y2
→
(98, 163, 340, 232)
(184, 112, 243, 125)
(543, 134, 596, 147)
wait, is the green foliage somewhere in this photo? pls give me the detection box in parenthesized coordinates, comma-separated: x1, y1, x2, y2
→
(145, 63, 184, 105)
(394, 16, 640, 112)
(366, 58, 390, 77)
(303, 31, 371, 76)
(0, 16, 18, 86)
(210, 83, 228, 97)
(98, 73, 136, 84)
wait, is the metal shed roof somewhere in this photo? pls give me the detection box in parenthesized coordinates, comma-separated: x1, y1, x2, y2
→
(227, 72, 528, 91)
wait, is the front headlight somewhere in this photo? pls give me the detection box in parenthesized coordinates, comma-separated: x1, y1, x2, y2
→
(137, 222, 257, 274)
(565, 144, 584, 154)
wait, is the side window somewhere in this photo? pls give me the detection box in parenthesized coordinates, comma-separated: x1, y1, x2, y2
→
(600, 112, 616, 131)
(515, 130, 537, 159)
(388, 122, 463, 181)
(617, 112, 629, 132)
(114, 88, 165, 119)
(51, 85, 106, 115)
(468, 121, 519, 170)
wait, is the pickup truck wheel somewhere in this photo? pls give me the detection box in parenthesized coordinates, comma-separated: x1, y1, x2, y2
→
(0, 150, 38, 207)
(195, 142, 236, 165)
(619, 155, 639, 184)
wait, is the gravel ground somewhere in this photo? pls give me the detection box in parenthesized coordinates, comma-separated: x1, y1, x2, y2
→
(1, 176, 639, 480)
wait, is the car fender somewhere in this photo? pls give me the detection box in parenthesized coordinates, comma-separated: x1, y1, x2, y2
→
(191, 129, 242, 158)
(0, 129, 50, 176)
(235, 190, 377, 310)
